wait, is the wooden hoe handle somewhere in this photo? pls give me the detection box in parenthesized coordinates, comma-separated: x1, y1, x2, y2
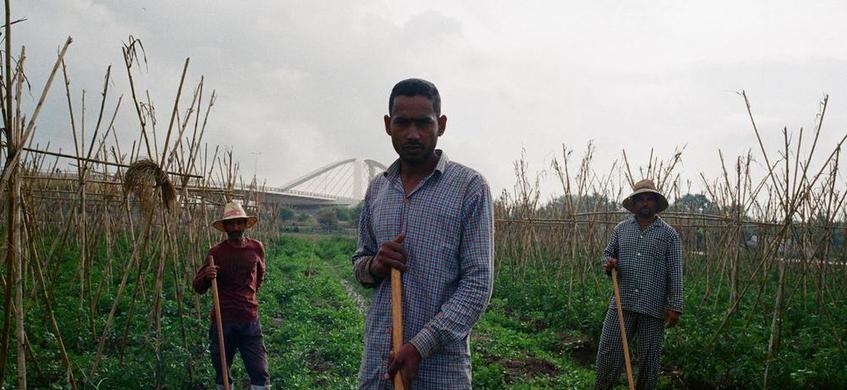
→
(612, 268, 635, 390)
(391, 267, 406, 390)
(210, 256, 230, 390)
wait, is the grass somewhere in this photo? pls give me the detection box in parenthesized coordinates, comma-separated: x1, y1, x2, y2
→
(11, 234, 846, 388)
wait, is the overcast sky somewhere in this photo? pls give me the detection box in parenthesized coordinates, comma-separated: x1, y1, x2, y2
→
(14, 0, 847, 201)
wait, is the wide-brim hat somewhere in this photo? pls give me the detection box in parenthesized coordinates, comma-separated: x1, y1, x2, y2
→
(621, 179, 669, 213)
(212, 201, 258, 232)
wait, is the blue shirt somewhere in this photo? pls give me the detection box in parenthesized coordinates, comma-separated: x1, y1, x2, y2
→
(353, 150, 493, 389)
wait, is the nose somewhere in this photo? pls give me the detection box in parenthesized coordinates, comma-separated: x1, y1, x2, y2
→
(405, 127, 422, 140)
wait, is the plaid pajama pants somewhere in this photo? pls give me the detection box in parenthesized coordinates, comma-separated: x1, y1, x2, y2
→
(594, 309, 665, 390)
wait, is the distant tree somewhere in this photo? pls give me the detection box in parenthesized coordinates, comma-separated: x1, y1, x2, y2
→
(541, 193, 617, 216)
(279, 207, 296, 221)
(316, 208, 339, 230)
(296, 213, 311, 223)
(335, 206, 351, 221)
(672, 193, 719, 214)
(350, 201, 364, 223)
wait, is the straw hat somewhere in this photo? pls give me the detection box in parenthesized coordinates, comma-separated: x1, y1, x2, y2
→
(212, 201, 258, 232)
(621, 179, 669, 213)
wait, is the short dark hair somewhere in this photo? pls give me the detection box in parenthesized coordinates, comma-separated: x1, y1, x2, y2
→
(388, 78, 441, 116)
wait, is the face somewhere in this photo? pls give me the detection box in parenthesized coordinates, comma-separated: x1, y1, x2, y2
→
(632, 193, 658, 218)
(384, 95, 446, 166)
(223, 218, 247, 239)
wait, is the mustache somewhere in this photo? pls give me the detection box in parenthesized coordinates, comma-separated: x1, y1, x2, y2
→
(226, 230, 244, 240)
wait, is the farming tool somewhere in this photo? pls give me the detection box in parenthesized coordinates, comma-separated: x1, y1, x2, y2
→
(391, 265, 406, 390)
(209, 255, 230, 390)
(611, 268, 635, 390)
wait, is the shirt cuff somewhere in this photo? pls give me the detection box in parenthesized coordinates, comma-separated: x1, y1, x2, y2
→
(666, 296, 683, 313)
(353, 256, 379, 287)
(409, 326, 441, 359)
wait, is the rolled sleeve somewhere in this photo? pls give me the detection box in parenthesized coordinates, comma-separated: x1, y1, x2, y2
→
(353, 256, 379, 287)
(353, 185, 381, 288)
(601, 226, 620, 274)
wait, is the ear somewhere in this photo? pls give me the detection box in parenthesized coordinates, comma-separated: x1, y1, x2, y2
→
(437, 115, 447, 136)
(384, 115, 392, 135)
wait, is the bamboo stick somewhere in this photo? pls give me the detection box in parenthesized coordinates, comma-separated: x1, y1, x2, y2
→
(209, 255, 230, 390)
(611, 269, 635, 390)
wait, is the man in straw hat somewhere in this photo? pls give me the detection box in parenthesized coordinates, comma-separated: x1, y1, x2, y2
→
(352, 78, 493, 389)
(194, 201, 270, 390)
(595, 179, 683, 390)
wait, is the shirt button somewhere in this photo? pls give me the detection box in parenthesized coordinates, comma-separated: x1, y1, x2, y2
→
(640, 235, 643, 239)
(637, 252, 641, 256)
(635, 289, 639, 293)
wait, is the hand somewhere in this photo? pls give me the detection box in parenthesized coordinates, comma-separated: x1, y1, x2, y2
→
(385, 343, 422, 388)
(202, 256, 220, 281)
(369, 235, 408, 278)
(665, 309, 680, 328)
(603, 258, 618, 275)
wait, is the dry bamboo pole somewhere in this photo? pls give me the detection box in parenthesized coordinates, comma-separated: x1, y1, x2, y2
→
(159, 58, 190, 172)
(91, 199, 114, 320)
(165, 218, 194, 382)
(20, 196, 77, 389)
(122, 37, 153, 158)
(90, 206, 155, 374)
(763, 261, 786, 389)
(151, 207, 169, 389)
(77, 66, 114, 341)
(0, 37, 72, 384)
(10, 61, 24, 390)
(391, 266, 405, 390)
(710, 95, 847, 341)
(611, 268, 635, 390)
(208, 255, 230, 390)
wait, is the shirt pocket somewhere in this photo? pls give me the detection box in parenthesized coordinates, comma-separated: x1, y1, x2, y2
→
(651, 237, 670, 261)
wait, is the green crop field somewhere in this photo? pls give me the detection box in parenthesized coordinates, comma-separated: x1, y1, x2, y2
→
(7, 228, 847, 389)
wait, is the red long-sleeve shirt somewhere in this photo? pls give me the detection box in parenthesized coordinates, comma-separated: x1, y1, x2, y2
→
(193, 238, 266, 323)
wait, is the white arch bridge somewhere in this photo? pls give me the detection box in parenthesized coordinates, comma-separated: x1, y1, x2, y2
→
(237, 158, 387, 209)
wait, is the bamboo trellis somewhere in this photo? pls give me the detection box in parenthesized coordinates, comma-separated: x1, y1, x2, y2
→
(494, 93, 847, 388)
(0, 6, 281, 388)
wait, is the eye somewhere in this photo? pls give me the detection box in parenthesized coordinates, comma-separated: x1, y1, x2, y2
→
(414, 118, 434, 127)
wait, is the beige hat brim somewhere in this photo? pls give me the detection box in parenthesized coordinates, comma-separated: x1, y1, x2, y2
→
(212, 216, 258, 232)
(622, 188, 669, 213)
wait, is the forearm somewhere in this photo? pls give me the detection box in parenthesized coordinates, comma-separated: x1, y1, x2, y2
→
(601, 229, 619, 270)
(666, 237, 684, 312)
(667, 273, 683, 312)
(409, 266, 492, 358)
(193, 271, 210, 294)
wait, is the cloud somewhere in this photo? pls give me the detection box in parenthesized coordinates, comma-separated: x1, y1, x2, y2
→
(11, 0, 847, 200)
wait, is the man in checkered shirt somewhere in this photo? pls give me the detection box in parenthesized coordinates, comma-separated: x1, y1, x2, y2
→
(595, 179, 683, 390)
(352, 78, 493, 389)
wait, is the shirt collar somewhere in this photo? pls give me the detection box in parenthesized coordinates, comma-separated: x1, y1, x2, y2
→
(383, 149, 449, 179)
(628, 215, 664, 229)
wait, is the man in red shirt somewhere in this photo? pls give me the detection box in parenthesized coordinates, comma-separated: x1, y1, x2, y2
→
(194, 201, 269, 390)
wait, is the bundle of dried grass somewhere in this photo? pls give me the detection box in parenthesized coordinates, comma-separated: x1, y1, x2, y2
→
(123, 159, 176, 211)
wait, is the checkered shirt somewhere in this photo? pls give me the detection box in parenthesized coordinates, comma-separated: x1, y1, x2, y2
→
(353, 150, 494, 389)
(602, 216, 684, 319)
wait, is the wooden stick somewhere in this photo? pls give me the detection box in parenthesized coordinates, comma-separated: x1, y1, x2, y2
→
(209, 255, 230, 390)
(611, 268, 635, 390)
(391, 267, 405, 390)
